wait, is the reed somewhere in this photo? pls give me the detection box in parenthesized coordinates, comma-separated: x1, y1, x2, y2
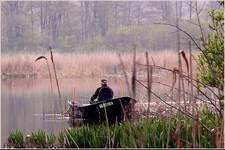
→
(189, 41, 197, 147)
(49, 47, 61, 100)
(35, 56, 53, 94)
(34, 51, 58, 126)
(118, 53, 132, 97)
(145, 52, 153, 116)
(131, 45, 137, 99)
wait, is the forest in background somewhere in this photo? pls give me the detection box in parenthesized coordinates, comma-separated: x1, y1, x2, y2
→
(1, 1, 221, 53)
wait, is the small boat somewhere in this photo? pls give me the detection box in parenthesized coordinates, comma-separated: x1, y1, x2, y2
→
(67, 97, 136, 126)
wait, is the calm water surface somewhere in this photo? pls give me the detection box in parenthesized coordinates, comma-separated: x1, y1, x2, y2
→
(1, 77, 128, 146)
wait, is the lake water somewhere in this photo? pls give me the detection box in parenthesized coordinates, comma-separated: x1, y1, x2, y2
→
(1, 77, 128, 147)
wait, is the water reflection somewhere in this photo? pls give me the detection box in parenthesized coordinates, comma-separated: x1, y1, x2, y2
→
(1, 77, 127, 146)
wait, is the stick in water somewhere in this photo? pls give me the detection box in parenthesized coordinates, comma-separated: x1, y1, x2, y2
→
(49, 46, 63, 115)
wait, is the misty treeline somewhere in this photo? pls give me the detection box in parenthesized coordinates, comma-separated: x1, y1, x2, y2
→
(1, 1, 221, 53)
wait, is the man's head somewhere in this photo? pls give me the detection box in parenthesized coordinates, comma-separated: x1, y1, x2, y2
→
(101, 79, 107, 86)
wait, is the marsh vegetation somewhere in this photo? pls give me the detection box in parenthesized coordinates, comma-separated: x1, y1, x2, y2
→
(1, 0, 224, 148)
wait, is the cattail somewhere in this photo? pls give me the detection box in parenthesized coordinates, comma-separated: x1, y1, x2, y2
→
(132, 45, 137, 99)
(179, 50, 189, 79)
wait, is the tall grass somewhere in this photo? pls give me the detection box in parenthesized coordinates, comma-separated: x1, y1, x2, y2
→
(6, 108, 218, 148)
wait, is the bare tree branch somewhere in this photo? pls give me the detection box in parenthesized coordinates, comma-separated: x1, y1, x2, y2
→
(154, 22, 213, 73)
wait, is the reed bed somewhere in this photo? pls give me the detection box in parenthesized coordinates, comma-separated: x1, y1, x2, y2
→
(1, 50, 195, 78)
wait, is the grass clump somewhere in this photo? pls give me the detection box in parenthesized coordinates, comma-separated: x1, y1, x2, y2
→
(8, 129, 24, 148)
(30, 129, 47, 148)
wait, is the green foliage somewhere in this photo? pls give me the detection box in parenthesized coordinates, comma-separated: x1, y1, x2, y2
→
(8, 129, 24, 148)
(198, 105, 219, 147)
(7, 110, 219, 148)
(57, 132, 65, 148)
(64, 124, 108, 148)
(196, 2, 224, 91)
(199, 104, 219, 129)
(46, 133, 57, 148)
(30, 129, 47, 148)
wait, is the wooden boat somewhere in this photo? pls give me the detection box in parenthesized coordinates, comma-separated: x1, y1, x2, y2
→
(67, 97, 136, 126)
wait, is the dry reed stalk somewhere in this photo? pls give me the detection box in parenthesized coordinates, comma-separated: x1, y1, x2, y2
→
(170, 68, 178, 94)
(71, 87, 76, 118)
(151, 56, 156, 66)
(189, 41, 196, 147)
(175, 128, 181, 148)
(180, 50, 189, 78)
(119, 79, 125, 97)
(73, 87, 76, 102)
(35, 56, 53, 94)
(179, 50, 192, 147)
(175, 1, 182, 119)
(212, 127, 224, 148)
(136, 79, 212, 133)
(49, 46, 64, 117)
(132, 45, 137, 99)
(145, 52, 153, 116)
(179, 51, 188, 147)
(178, 54, 182, 115)
(34, 56, 55, 121)
(118, 54, 131, 97)
(136, 79, 193, 119)
(179, 50, 189, 111)
(137, 63, 219, 109)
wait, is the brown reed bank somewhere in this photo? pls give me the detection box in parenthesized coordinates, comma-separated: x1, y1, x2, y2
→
(1, 50, 196, 79)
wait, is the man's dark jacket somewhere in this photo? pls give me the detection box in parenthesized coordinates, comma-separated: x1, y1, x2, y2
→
(90, 85, 113, 102)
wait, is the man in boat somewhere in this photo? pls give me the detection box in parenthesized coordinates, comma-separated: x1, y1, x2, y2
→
(90, 79, 114, 103)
